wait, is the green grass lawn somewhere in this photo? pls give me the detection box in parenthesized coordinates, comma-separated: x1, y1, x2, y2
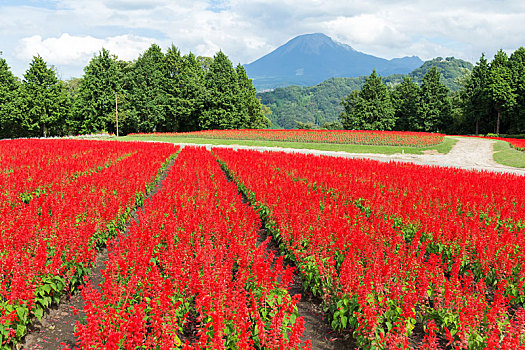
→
(120, 135, 458, 155)
(493, 140, 525, 168)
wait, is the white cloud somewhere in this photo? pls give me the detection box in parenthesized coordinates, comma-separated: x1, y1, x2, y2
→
(2, 0, 525, 78)
(15, 33, 157, 64)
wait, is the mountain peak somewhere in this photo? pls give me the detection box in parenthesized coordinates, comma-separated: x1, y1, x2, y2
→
(280, 33, 353, 55)
(244, 33, 423, 90)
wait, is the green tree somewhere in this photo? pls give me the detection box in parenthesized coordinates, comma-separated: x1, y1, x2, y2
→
(73, 48, 121, 134)
(127, 44, 168, 133)
(165, 49, 206, 132)
(508, 47, 525, 133)
(19, 55, 70, 137)
(236, 64, 270, 128)
(460, 55, 492, 135)
(418, 67, 452, 132)
(487, 50, 516, 135)
(392, 76, 421, 131)
(197, 56, 214, 72)
(200, 51, 242, 130)
(0, 57, 22, 138)
(339, 70, 396, 130)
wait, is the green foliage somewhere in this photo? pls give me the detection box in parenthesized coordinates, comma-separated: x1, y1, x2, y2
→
(236, 64, 270, 129)
(408, 57, 473, 91)
(460, 55, 491, 134)
(72, 48, 122, 134)
(507, 48, 525, 133)
(339, 71, 396, 130)
(200, 51, 243, 130)
(487, 50, 516, 134)
(8, 45, 525, 137)
(459, 48, 525, 135)
(259, 77, 366, 129)
(0, 57, 22, 138)
(167, 51, 206, 132)
(391, 76, 421, 131)
(126, 44, 168, 133)
(418, 67, 453, 132)
(259, 58, 470, 130)
(18, 55, 70, 137)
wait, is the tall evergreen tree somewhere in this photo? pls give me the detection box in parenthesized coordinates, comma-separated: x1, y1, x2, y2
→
(163, 45, 183, 132)
(418, 67, 452, 132)
(127, 44, 168, 133)
(72, 48, 121, 134)
(0, 57, 22, 138)
(19, 55, 69, 137)
(487, 50, 516, 134)
(200, 51, 242, 130)
(392, 76, 421, 131)
(339, 70, 396, 130)
(460, 55, 491, 135)
(177, 52, 206, 131)
(236, 64, 270, 128)
(508, 47, 525, 133)
(164, 48, 205, 132)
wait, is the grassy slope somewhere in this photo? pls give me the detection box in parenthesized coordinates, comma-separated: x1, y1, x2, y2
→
(121, 135, 457, 155)
(493, 141, 525, 168)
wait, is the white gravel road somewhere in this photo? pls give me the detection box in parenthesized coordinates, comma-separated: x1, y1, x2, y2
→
(175, 136, 525, 176)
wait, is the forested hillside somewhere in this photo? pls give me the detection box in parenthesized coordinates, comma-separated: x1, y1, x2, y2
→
(0, 45, 269, 138)
(338, 50, 525, 135)
(258, 57, 472, 129)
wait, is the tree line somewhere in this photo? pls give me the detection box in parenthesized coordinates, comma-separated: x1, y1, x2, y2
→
(0, 45, 269, 138)
(340, 48, 525, 135)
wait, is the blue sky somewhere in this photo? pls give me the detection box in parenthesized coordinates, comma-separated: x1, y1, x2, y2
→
(1, 0, 524, 79)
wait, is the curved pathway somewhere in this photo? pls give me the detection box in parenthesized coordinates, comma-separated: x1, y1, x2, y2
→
(175, 136, 525, 176)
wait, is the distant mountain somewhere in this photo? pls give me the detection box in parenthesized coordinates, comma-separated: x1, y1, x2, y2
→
(258, 57, 473, 129)
(244, 33, 423, 91)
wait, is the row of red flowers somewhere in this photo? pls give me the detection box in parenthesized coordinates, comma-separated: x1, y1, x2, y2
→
(213, 147, 525, 349)
(76, 147, 307, 349)
(0, 139, 178, 346)
(129, 129, 445, 147)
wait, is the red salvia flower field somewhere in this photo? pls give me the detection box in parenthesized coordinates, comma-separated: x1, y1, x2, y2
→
(1, 137, 525, 349)
(0, 139, 178, 345)
(76, 147, 307, 349)
(129, 129, 445, 147)
(213, 148, 525, 349)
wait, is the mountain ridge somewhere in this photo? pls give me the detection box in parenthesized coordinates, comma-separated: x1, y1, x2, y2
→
(257, 56, 473, 129)
(244, 33, 423, 90)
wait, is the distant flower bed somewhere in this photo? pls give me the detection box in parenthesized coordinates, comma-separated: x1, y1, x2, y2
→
(468, 135, 525, 152)
(490, 137, 525, 152)
(131, 129, 445, 147)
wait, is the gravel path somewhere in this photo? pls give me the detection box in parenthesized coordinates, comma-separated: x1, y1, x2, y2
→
(175, 137, 525, 176)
